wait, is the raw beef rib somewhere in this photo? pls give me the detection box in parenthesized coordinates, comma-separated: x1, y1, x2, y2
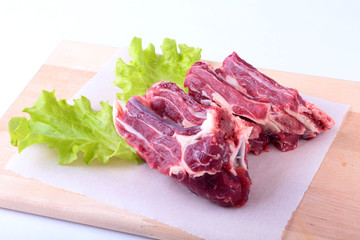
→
(184, 53, 335, 151)
(113, 82, 252, 207)
(146, 81, 270, 155)
(144, 81, 208, 127)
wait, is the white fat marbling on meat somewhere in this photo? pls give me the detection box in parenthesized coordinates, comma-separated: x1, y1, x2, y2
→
(211, 92, 233, 112)
(285, 107, 318, 133)
(224, 76, 248, 95)
(170, 109, 220, 178)
(116, 117, 147, 142)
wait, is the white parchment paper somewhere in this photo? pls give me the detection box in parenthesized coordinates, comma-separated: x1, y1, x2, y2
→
(6, 48, 350, 240)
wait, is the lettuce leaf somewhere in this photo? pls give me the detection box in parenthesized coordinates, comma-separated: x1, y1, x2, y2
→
(114, 37, 201, 102)
(8, 90, 141, 164)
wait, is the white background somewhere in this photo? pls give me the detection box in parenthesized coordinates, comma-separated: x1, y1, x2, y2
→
(0, 0, 359, 239)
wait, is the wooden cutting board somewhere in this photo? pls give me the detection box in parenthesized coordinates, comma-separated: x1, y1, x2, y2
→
(0, 40, 359, 240)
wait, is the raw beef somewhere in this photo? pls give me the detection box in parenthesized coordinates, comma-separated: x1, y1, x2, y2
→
(243, 120, 271, 155)
(113, 83, 253, 207)
(145, 81, 208, 127)
(184, 53, 335, 151)
(146, 81, 270, 155)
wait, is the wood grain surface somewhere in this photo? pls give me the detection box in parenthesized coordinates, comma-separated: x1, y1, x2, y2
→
(1, 40, 359, 240)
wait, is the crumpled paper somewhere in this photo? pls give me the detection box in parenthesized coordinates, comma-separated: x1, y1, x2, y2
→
(6, 48, 350, 240)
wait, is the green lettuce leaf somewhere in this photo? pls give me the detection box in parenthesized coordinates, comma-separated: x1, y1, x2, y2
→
(8, 90, 141, 165)
(114, 37, 201, 101)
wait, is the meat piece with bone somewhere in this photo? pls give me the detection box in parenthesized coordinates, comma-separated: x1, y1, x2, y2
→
(184, 53, 335, 151)
(145, 81, 270, 155)
(145, 81, 208, 127)
(113, 83, 252, 207)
